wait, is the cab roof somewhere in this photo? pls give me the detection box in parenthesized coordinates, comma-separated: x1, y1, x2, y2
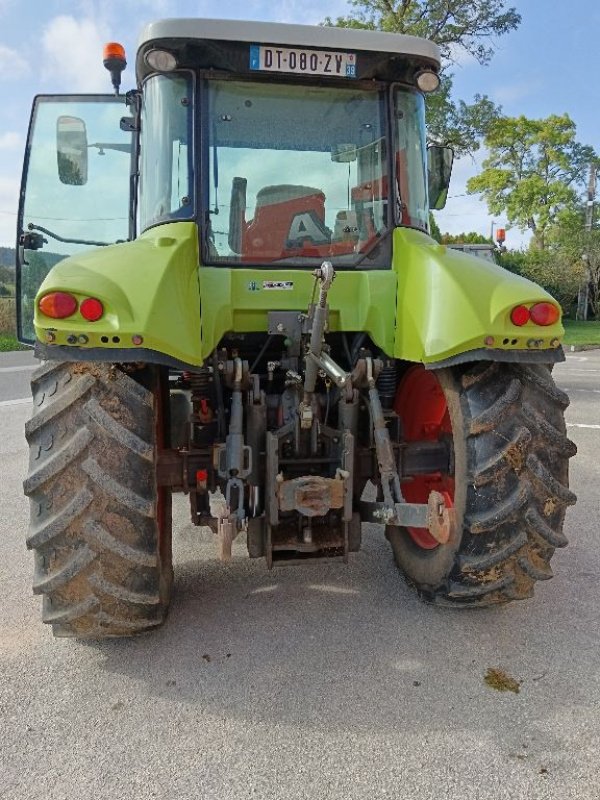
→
(137, 17, 441, 69)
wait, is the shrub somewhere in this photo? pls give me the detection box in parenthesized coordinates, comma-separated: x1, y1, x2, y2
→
(517, 249, 585, 312)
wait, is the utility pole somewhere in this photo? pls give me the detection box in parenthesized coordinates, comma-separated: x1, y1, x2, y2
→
(577, 163, 597, 320)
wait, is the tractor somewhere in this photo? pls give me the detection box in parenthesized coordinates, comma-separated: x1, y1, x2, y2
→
(16, 19, 576, 637)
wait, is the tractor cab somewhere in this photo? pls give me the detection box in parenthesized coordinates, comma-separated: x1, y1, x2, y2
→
(17, 20, 453, 343)
(134, 19, 450, 267)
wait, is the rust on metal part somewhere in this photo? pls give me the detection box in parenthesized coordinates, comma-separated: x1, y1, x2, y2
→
(278, 475, 344, 517)
(426, 490, 454, 544)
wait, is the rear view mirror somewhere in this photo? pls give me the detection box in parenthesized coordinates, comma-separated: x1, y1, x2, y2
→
(427, 144, 454, 210)
(57, 115, 88, 185)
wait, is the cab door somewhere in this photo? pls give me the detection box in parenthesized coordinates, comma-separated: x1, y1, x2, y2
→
(17, 95, 133, 342)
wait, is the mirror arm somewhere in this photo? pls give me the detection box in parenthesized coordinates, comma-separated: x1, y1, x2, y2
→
(26, 223, 113, 248)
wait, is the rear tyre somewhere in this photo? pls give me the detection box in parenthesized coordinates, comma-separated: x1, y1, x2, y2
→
(387, 361, 577, 606)
(24, 361, 172, 637)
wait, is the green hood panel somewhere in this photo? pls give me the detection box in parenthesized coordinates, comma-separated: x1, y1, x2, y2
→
(392, 228, 564, 363)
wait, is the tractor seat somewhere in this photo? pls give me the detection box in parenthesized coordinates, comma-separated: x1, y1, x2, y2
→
(255, 184, 324, 208)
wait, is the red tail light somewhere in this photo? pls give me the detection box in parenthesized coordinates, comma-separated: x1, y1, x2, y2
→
(510, 305, 530, 326)
(80, 297, 104, 322)
(530, 302, 559, 326)
(38, 292, 77, 319)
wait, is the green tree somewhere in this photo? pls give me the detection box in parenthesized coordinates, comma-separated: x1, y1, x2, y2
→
(0, 265, 14, 283)
(466, 115, 596, 249)
(0, 247, 16, 267)
(428, 212, 442, 241)
(440, 231, 492, 244)
(323, 0, 520, 155)
(551, 208, 600, 318)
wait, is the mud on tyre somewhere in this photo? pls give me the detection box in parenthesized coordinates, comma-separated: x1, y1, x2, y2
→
(24, 361, 172, 637)
(388, 361, 577, 606)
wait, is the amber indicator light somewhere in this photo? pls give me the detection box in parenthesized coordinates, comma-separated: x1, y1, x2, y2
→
(38, 292, 77, 319)
(530, 302, 559, 326)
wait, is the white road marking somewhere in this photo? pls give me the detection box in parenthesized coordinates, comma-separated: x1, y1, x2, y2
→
(567, 423, 600, 429)
(558, 368, 600, 374)
(0, 397, 31, 407)
(564, 388, 600, 394)
(0, 365, 36, 373)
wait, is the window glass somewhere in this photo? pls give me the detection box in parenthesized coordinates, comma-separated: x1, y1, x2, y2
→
(139, 74, 193, 230)
(394, 89, 428, 231)
(206, 80, 389, 267)
(19, 96, 130, 341)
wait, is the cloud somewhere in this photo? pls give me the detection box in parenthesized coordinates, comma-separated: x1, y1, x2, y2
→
(0, 132, 20, 150)
(0, 43, 29, 78)
(0, 175, 19, 197)
(276, 0, 350, 24)
(42, 15, 111, 92)
(0, 174, 20, 246)
(492, 80, 540, 105)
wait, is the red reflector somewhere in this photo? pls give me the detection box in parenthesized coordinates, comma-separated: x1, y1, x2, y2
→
(530, 302, 559, 326)
(510, 305, 530, 326)
(38, 292, 77, 319)
(80, 297, 104, 322)
(196, 470, 208, 482)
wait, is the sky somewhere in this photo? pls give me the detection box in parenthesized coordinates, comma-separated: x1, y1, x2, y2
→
(0, 0, 598, 249)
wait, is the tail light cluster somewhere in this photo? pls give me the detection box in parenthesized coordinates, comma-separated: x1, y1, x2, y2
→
(38, 292, 104, 322)
(510, 302, 559, 327)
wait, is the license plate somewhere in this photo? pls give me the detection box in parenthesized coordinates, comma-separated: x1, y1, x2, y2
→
(250, 45, 356, 78)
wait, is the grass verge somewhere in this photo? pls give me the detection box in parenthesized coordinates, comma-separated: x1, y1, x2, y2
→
(562, 319, 600, 347)
(0, 333, 29, 352)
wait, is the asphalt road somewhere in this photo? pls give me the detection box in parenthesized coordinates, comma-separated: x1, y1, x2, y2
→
(1, 349, 598, 800)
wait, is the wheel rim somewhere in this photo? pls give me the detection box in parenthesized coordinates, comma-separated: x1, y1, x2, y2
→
(394, 366, 455, 550)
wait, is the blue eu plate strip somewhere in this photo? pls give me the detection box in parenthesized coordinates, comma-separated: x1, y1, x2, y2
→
(249, 45, 260, 71)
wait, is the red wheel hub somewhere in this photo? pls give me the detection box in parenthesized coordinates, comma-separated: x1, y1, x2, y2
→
(394, 366, 455, 549)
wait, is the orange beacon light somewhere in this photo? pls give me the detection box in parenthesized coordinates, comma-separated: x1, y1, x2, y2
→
(103, 42, 127, 94)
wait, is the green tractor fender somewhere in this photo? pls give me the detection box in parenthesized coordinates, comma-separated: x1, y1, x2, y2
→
(33, 223, 203, 367)
(393, 228, 564, 365)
